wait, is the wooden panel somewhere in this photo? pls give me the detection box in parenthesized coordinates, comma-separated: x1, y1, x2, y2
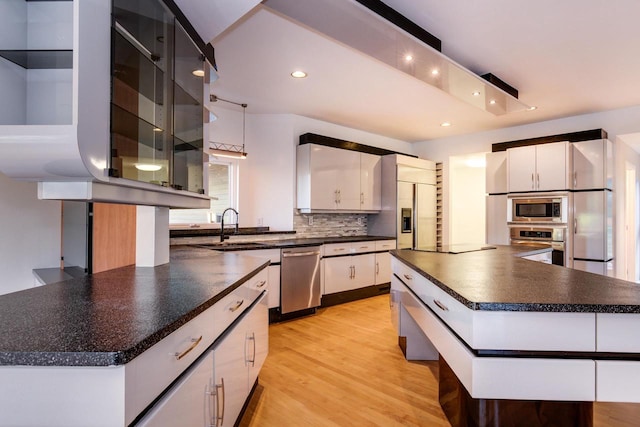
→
(492, 128, 607, 152)
(92, 203, 137, 273)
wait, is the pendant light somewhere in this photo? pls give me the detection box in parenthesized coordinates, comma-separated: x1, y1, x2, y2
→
(209, 95, 248, 159)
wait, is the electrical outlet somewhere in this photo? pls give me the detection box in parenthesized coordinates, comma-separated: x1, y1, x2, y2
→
(257, 217, 263, 226)
(308, 215, 314, 226)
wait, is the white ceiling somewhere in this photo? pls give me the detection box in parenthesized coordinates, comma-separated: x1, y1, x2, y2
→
(208, 0, 640, 143)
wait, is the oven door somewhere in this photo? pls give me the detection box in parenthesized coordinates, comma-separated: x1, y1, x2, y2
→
(510, 226, 566, 267)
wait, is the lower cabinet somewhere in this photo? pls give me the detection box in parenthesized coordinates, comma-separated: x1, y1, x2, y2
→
(324, 253, 375, 294)
(138, 292, 268, 427)
(375, 251, 391, 285)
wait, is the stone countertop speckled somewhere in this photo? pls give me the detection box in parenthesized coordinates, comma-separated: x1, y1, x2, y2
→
(392, 246, 640, 313)
(0, 247, 269, 367)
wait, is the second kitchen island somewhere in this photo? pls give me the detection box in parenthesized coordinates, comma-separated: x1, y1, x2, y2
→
(391, 246, 640, 427)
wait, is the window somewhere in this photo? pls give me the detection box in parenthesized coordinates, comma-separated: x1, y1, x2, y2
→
(169, 159, 238, 225)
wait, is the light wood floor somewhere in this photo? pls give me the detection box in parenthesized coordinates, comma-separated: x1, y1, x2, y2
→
(239, 295, 640, 426)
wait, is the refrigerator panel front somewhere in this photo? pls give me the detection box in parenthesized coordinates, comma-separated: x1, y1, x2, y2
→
(573, 191, 606, 260)
(397, 182, 414, 249)
(415, 183, 437, 250)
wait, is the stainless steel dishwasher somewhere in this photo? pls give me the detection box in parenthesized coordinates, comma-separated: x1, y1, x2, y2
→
(280, 246, 322, 314)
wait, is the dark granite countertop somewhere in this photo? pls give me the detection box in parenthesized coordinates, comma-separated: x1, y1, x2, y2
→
(0, 247, 269, 367)
(170, 226, 296, 238)
(392, 245, 640, 313)
(194, 235, 396, 251)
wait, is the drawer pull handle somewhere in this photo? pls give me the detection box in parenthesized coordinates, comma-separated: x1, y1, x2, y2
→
(360, 246, 369, 249)
(334, 248, 346, 252)
(175, 335, 203, 360)
(256, 280, 267, 288)
(229, 299, 245, 312)
(433, 299, 449, 312)
(403, 274, 413, 281)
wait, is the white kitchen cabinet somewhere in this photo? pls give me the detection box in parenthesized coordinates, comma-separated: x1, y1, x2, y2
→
(572, 191, 611, 261)
(485, 151, 507, 194)
(324, 253, 375, 294)
(268, 265, 280, 309)
(486, 194, 509, 245)
(297, 144, 381, 212)
(244, 293, 269, 390)
(375, 251, 391, 285)
(137, 290, 268, 427)
(390, 275, 402, 333)
(573, 260, 608, 276)
(138, 350, 215, 427)
(571, 139, 613, 190)
(507, 142, 568, 192)
(360, 152, 382, 210)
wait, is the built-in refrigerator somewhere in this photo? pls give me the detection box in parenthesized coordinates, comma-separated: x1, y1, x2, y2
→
(368, 155, 437, 249)
(571, 190, 614, 275)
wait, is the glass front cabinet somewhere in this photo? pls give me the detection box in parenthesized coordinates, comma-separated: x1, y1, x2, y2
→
(0, 0, 215, 207)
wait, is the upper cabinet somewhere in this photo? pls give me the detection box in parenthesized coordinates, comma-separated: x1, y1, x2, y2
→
(507, 142, 569, 193)
(571, 139, 613, 190)
(0, 0, 224, 208)
(297, 144, 381, 213)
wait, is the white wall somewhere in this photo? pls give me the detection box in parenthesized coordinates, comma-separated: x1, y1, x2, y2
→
(0, 172, 61, 295)
(449, 156, 486, 245)
(414, 105, 640, 279)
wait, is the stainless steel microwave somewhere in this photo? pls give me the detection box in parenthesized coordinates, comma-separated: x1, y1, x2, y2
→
(507, 194, 568, 224)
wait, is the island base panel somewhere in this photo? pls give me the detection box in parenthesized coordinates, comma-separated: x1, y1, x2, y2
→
(438, 357, 593, 427)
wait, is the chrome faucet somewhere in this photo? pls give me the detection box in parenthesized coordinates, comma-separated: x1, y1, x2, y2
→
(220, 208, 239, 242)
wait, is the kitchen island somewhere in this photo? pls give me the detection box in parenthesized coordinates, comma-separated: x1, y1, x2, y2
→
(391, 246, 640, 427)
(0, 246, 270, 426)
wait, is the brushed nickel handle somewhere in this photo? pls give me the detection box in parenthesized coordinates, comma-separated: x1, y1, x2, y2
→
(335, 189, 339, 204)
(574, 171, 578, 188)
(376, 262, 380, 275)
(353, 265, 356, 279)
(361, 192, 364, 205)
(334, 248, 346, 252)
(283, 250, 320, 257)
(229, 299, 245, 312)
(531, 173, 534, 189)
(245, 332, 256, 366)
(536, 173, 540, 189)
(256, 280, 266, 288)
(574, 218, 578, 234)
(403, 274, 413, 281)
(215, 378, 225, 427)
(174, 335, 203, 360)
(433, 299, 449, 311)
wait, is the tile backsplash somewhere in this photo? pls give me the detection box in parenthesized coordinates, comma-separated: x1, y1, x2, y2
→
(293, 210, 367, 237)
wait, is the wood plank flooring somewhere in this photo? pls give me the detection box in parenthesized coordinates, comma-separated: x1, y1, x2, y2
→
(240, 295, 640, 426)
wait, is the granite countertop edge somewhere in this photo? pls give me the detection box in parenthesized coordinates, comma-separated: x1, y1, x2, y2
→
(191, 235, 396, 251)
(391, 247, 640, 314)
(0, 250, 270, 367)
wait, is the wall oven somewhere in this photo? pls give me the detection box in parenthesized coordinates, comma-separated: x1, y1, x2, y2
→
(510, 226, 567, 266)
(507, 194, 568, 224)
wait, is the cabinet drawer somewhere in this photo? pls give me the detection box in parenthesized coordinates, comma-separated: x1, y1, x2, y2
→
(352, 241, 375, 254)
(129, 302, 218, 419)
(244, 268, 268, 303)
(596, 360, 640, 402)
(323, 242, 355, 256)
(374, 240, 396, 251)
(212, 284, 249, 340)
(597, 313, 640, 352)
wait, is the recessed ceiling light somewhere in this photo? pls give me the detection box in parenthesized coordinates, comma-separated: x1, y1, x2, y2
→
(431, 69, 439, 76)
(472, 91, 481, 97)
(192, 69, 205, 77)
(405, 54, 413, 61)
(489, 99, 496, 105)
(440, 121, 452, 127)
(528, 106, 538, 111)
(291, 70, 307, 78)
